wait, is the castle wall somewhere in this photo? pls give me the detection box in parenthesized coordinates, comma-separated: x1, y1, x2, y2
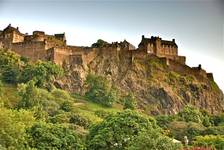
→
(12, 32, 24, 43)
(10, 41, 46, 61)
(168, 60, 208, 82)
(50, 47, 72, 65)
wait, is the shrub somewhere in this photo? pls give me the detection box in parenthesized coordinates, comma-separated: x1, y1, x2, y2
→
(129, 130, 183, 150)
(1, 65, 20, 84)
(21, 61, 64, 88)
(85, 74, 117, 107)
(168, 121, 205, 143)
(87, 110, 157, 149)
(123, 93, 137, 110)
(17, 80, 40, 109)
(94, 110, 114, 119)
(0, 107, 35, 149)
(193, 135, 224, 149)
(178, 105, 203, 123)
(27, 122, 84, 149)
(156, 115, 175, 129)
(70, 113, 91, 129)
(211, 114, 224, 126)
(91, 39, 109, 48)
(202, 126, 224, 136)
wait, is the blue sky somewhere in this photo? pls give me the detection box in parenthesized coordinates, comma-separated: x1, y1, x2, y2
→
(0, 0, 223, 91)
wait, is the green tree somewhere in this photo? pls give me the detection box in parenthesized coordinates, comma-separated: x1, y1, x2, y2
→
(0, 49, 22, 70)
(1, 65, 20, 84)
(87, 110, 157, 149)
(123, 93, 137, 110)
(17, 80, 40, 109)
(18, 80, 40, 109)
(85, 74, 117, 107)
(178, 105, 203, 123)
(129, 130, 182, 150)
(0, 49, 23, 84)
(27, 122, 84, 150)
(21, 61, 64, 88)
(0, 107, 35, 149)
(91, 39, 109, 48)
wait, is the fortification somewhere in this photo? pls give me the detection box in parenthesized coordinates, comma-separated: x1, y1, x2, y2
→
(0, 24, 213, 81)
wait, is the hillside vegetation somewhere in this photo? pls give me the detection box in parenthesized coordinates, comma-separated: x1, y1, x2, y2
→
(1, 49, 224, 149)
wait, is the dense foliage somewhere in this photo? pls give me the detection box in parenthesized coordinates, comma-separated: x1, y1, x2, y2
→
(0, 49, 63, 88)
(0, 49, 224, 149)
(85, 74, 117, 107)
(27, 122, 84, 150)
(91, 39, 109, 48)
(87, 110, 180, 150)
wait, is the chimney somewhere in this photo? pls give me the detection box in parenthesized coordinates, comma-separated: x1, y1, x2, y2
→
(172, 39, 175, 42)
(16, 27, 19, 30)
(142, 35, 145, 39)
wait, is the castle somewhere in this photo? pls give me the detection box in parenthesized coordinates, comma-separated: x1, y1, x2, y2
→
(0, 24, 214, 81)
(0, 24, 186, 64)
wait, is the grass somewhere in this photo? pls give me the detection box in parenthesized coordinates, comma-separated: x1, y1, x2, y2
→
(71, 93, 123, 123)
(72, 93, 122, 112)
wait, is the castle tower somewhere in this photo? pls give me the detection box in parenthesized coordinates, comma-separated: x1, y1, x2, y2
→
(155, 36, 161, 55)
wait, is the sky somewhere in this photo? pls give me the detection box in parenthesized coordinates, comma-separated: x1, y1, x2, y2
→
(0, 0, 223, 91)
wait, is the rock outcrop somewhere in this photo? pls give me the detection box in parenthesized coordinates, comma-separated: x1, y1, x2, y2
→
(60, 48, 224, 115)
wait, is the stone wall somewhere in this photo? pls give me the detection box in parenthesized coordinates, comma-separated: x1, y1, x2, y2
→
(168, 60, 208, 82)
(12, 31, 24, 43)
(11, 41, 46, 61)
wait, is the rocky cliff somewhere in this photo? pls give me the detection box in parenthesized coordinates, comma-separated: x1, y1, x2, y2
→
(59, 48, 224, 115)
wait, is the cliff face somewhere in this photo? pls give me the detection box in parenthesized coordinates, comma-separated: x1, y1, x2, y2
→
(60, 48, 224, 115)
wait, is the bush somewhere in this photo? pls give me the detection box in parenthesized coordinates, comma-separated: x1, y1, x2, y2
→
(211, 114, 224, 126)
(2, 65, 20, 84)
(129, 130, 183, 150)
(193, 135, 224, 149)
(178, 105, 203, 123)
(50, 111, 71, 124)
(0, 107, 35, 149)
(85, 74, 117, 107)
(94, 110, 114, 119)
(27, 122, 84, 149)
(21, 61, 64, 88)
(17, 80, 40, 109)
(87, 110, 157, 149)
(156, 115, 175, 129)
(202, 126, 224, 136)
(0, 49, 24, 84)
(69, 113, 91, 129)
(60, 101, 73, 112)
(91, 39, 109, 48)
(168, 121, 205, 143)
(123, 93, 137, 110)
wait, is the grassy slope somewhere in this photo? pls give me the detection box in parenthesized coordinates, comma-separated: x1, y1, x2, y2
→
(0, 84, 122, 124)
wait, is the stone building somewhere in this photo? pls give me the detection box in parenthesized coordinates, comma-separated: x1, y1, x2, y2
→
(138, 35, 186, 64)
